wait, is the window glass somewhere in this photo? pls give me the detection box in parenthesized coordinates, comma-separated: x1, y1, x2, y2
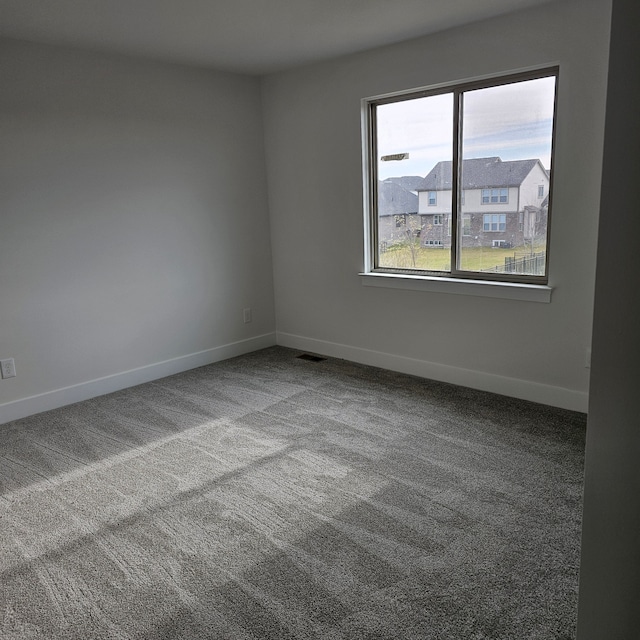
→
(458, 75, 556, 276)
(366, 69, 557, 283)
(375, 93, 452, 271)
(462, 214, 471, 236)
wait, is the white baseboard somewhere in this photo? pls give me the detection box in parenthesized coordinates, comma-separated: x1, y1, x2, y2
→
(276, 331, 588, 413)
(0, 330, 587, 425)
(0, 333, 277, 425)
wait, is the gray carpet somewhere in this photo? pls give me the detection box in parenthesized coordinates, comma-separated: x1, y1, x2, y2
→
(0, 346, 585, 639)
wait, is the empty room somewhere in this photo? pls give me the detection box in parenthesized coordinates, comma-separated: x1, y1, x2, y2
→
(1, 0, 638, 638)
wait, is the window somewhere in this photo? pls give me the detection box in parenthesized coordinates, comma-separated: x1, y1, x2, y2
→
(462, 214, 471, 236)
(483, 214, 506, 232)
(481, 188, 508, 204)
(365, 67, 557, 284)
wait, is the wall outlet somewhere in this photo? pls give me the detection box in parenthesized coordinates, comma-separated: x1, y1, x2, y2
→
(1, 358, 16, 379)
(243, 308, 252, 324)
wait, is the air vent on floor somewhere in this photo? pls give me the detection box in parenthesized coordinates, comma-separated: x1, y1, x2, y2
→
(296, 353, 327, 363)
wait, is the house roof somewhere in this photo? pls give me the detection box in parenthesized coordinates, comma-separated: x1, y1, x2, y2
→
(417, 157, 543, 191)
(378, 181, 418, 216)
(381, 176, 425, 192)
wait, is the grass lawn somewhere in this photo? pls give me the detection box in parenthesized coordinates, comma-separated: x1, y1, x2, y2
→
(379, 243, 543, 272)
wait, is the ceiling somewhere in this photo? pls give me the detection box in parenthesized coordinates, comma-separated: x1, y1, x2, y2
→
(0, 0, 556, 75)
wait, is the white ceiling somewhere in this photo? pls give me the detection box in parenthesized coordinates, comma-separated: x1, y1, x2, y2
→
(0, 0, 555, 75)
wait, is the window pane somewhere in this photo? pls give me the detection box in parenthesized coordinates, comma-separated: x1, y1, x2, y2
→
(376, 93, 453, 272)
(457, 76, 555, 276)
(366, 69, 556, 283)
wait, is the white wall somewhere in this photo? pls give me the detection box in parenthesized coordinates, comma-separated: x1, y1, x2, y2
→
(519, 163, 549, 209)
(418, 190, 452, 214)
(0, 38, 276, 422)
(577, 0, 640, 636)
(262, 0, 611, 411)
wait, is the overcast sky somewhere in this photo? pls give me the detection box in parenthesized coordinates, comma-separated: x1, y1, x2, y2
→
(376, 75, 555, 180)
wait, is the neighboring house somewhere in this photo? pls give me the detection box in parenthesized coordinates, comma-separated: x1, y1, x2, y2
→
(416, 156, 550, 248)
(381, 175, 425, 192)
(377, 179, 420, 244)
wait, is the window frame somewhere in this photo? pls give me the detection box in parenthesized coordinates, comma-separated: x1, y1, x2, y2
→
(483, 213, 507, 232)
(481, 188, 509, 204)
(362, 66, 558, 287)
(462, 214, 471, 236)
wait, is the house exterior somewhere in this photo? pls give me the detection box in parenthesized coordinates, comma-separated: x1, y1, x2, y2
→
(377, 178, 420, 245)
(416, 156, 549, 248)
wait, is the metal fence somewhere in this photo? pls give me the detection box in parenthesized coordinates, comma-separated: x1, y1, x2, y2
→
(482, 251, 546, 275)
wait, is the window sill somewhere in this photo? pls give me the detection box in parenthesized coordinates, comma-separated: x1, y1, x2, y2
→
(359, 271, 552, 302)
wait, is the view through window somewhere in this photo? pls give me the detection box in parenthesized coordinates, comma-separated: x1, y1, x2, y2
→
(368, 69, 557, 283)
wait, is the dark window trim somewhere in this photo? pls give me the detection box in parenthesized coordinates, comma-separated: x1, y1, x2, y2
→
(364, 66, 558, 286)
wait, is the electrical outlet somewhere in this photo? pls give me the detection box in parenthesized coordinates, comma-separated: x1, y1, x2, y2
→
(243, 308, 252, 324)
(1, 358, 16, 379)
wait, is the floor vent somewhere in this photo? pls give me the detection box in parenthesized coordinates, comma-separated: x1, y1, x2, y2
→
(296, 353, 327, 363)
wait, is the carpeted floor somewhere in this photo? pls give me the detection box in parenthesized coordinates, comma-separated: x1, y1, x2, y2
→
(0, 346, 586, 639)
